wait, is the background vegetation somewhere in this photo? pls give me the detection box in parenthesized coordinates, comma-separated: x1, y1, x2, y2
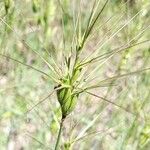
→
(0, 0, 150, 149)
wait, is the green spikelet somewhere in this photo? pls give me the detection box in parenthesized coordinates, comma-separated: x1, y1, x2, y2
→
(4, 0, 11, 14)
(64, 142, 72, 150)
(71, 66, 82, 84)
(139, 124, 150, 147)
(56, 78, 78, 119)
(32, 0, 40, 13)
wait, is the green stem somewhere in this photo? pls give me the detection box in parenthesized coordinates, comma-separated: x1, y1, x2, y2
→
(54, 117, 64, 150)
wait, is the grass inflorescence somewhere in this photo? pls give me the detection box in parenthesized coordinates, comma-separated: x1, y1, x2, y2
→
(0, 0, 150, 149)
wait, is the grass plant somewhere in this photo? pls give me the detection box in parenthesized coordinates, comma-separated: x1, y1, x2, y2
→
(0, 0, 150, 149)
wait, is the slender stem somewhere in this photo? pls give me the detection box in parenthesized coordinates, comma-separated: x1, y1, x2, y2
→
(54, 117, 64, 150)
